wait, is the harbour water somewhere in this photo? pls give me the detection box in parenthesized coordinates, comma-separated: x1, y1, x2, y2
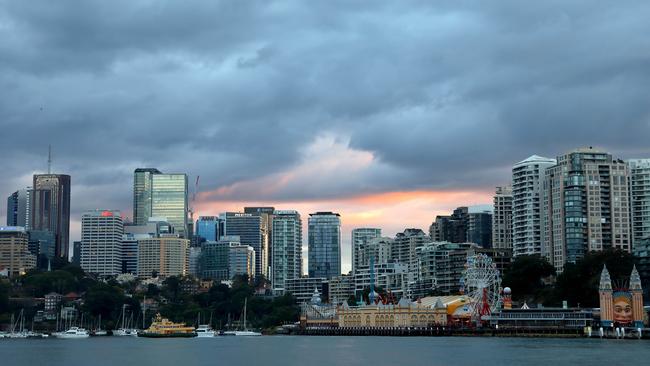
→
(1, 336, 648, 366)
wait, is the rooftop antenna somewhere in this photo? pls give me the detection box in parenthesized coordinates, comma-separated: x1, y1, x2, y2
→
(47, 144, 52, 174)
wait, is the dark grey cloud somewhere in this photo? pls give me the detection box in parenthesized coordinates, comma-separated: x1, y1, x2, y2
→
(1, 0, 650, 229)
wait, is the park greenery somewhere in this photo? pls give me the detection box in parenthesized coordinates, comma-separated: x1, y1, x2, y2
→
(0, 263, 299, 331)
(502, 249, 638, 307)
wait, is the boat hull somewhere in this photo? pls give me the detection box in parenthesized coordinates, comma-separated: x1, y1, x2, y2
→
(138, 332, 197, 338)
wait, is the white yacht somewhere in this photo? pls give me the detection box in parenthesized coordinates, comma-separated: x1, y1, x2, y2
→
(221, 299, 262, 336)
(195, 324, 216, 338)
(53, 327, 90, 339)
(223, 330, 261, 336)
(113, 328, 138, 336)
(113, 304, 138, 336)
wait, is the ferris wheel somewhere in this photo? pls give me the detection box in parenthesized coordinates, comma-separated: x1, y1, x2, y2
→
(460, 254, 502, 321)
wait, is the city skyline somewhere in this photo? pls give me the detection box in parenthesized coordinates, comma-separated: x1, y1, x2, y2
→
(2, 2, 650, 274)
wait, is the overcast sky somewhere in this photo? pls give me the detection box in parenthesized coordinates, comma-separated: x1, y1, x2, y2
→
(1, 1, 650, 273)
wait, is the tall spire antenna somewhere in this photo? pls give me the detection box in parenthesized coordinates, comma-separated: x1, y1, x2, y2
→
(47, 145, 52, 174)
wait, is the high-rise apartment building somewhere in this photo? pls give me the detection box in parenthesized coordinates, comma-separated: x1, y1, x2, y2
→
(512, 155, 556, 257)
(628, 159, 650, 246)
(492, 186, 513, 250)
(32, 174, 71, 258)
(308, 212, 341, 280)
(468, 211, 493, 248)
(271, 210, 302, 290)
(351, 228, 381, 273)
(543, 148, 631, 271)
(133, 168, 161, 225)
(429, 207, 469, 243)
(6, 188, 31, 228)
(137, 234, 189, 279)
(80, 210, 124, 276)
(0, 227, 36, 277)
(391, 228, 430, 287)
(224, 212, 266, 278)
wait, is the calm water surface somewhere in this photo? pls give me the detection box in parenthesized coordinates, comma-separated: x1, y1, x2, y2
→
(1, 336, 648, 366)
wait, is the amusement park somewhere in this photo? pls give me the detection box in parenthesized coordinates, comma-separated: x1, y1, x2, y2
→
(299, 254, 649, 339)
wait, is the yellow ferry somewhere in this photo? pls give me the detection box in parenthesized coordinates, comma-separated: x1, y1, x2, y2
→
(138, 314, 197, 338)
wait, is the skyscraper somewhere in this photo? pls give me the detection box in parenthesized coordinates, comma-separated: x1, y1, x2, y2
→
(244, 207, 274, 277)
(133, 168, 161, 225)
(80, 210, 124, 276)
(224, 212, 266, 278)
(543, 148, 631, 271)
(151, 173, 188, 238)
(351, 228, 381, 273)
(308, 212, 341, 280)
(133, 169, 188, 238)
(492, 185, 513, 250)
(32, 174, 71, 258)
(628, 159, 650, 247)
(195, 216, 220, 242)
(271, 210, 302, 289)
(6, 188, 31, 228)
(512, 155, 556, 257)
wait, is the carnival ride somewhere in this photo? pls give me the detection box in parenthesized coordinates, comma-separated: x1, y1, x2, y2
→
(460, 254, 502, 323)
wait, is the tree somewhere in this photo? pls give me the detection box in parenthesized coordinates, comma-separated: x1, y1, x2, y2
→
(553, 249, 635, 307)
(83, 283, 126, 321)
(0, 280, 9, 314)
(502, 255, 555, 302)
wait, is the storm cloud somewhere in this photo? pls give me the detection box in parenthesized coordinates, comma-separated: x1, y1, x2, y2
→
(2, 0, 650, 237)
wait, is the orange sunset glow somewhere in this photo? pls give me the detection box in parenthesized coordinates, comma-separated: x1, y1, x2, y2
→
(195, 189, 493, 273)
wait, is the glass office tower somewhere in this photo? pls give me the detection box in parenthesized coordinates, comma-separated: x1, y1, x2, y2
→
(308, 212, 341, 280)
(151, 174, 188, 238)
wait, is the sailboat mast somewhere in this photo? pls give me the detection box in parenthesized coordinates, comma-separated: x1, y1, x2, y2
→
(243, 298, 247, 330)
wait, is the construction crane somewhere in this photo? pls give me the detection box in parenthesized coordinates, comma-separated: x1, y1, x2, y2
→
(189, 175, 200, 225)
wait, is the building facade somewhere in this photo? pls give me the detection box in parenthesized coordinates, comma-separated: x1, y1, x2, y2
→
(308, 212, 341, 280)
(6, 188, 31, 228)
(429, 207, 469, 243)
(512, 155, 556, 257)
(151, 173, 188, 239)
(271, 210, 302, 290)
(199, 237, 234, 281)
(244, 207, 274, 278)
(80, 210, 124, 276)
(468, 211, 493, 248)
(229, 244, 255, 279)
(351, 228, 381, 274)
(391, 228, 430, 284)
(543, 148, 631, 271)
(224, 212, 266, 278)
(195, 216, 220, 242)
(0, 227, 36, 277)
(137, 235, 189, 279)
(133, 168, 161, 225)
(492, 185, 513, 250)
(628, 159, 650, 247)
(32, 174, 71, 258)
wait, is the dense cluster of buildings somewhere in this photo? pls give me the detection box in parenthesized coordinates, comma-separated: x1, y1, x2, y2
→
(2, 146, 650, 306)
